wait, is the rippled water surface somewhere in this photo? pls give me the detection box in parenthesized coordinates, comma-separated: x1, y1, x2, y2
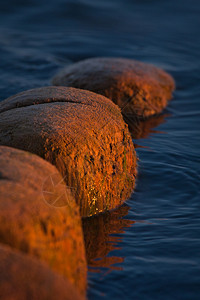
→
(0, 0, 200, 299)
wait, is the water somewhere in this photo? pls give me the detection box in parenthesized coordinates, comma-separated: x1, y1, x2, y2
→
(0, 0, 200, 299)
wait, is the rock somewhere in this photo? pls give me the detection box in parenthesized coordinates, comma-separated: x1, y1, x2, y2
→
(0, 86, 137, 217)
(0, 146, 87, 295)
(0, 244, 84, 300)
(51, 57, 175, 119)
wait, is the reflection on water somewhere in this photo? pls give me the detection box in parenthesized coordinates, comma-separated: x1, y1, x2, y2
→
(82, 204, 134, 272)
(124, 113, 169, 139)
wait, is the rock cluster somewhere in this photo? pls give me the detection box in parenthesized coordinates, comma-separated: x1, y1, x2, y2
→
(0, 57, 174, 299)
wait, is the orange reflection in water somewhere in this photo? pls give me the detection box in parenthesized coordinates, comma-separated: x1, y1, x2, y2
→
(124, 113, 169, 139)
(82, 204, 134, 273)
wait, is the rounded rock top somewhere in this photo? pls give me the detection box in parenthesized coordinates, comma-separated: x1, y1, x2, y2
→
(52, 57, 175, 118)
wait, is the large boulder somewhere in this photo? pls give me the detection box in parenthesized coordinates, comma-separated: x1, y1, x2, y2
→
(0, 244, 84, 300)
(0, 146, 86, 295)
(0, 87, 137, 217)
(52, 57, 175, 119)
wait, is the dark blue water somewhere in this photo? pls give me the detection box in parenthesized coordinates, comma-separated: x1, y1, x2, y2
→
(0, 0, 200, 299)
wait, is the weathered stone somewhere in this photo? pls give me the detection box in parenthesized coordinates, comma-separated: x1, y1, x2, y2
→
(0, 244, 84, 300)
(52, 57, 175, 118)
(0, 146, 86, 295)
(0, 87, 137, 217)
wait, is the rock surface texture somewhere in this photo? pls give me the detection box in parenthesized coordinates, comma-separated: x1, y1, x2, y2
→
(0, 146, 86, 295)
(0, 244, 84, 300)
(52, 57, 175, 118)
(0, 87, 137, 217)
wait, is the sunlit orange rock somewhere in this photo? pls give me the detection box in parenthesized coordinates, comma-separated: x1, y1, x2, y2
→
(0, 244, 85, 300)
(52, 57, 175, 119)
(0, 87, 137, 217)
(0, 146, 86, 295)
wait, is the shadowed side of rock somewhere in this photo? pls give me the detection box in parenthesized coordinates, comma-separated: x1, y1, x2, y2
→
(51, 57, 175, 120)
(0, 244, 84, 300)
(0, 86, 137, 217)
(0, 146, 87, 295)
